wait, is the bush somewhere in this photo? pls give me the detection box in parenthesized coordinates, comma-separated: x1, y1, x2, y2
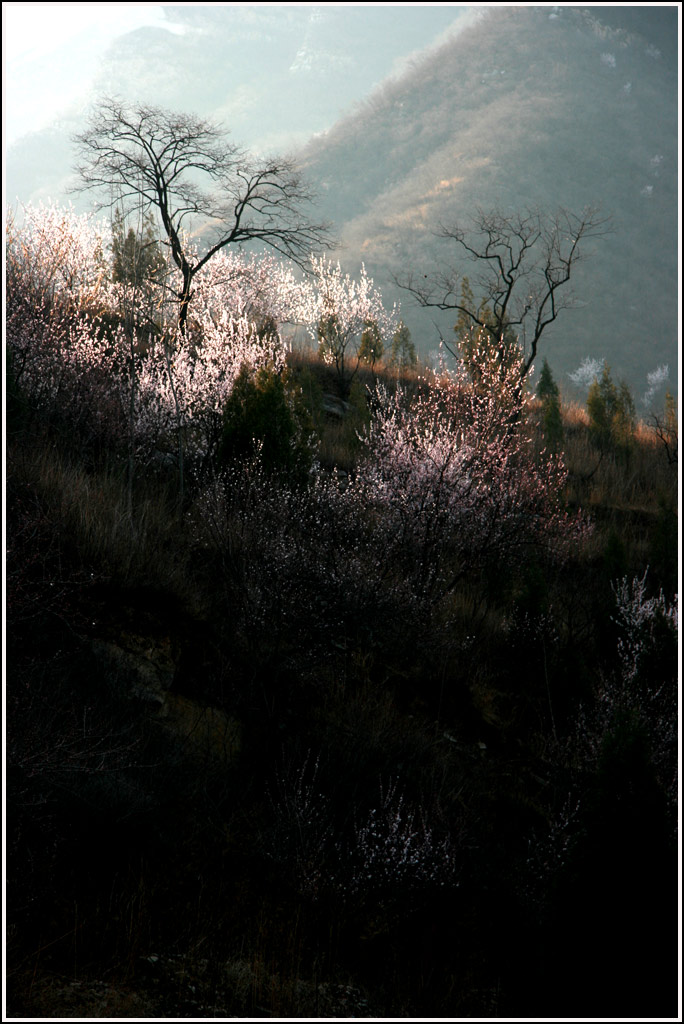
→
(217, 365, 315, 483)
(536, 359, 564, 451)
(357, 360, 588, 608)
(587, 362, 636, 459)
(389, 320, 417, 370)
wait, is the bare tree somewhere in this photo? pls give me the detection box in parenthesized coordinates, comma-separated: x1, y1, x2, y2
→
(395, 205, 609, 377)
(649, 401, 678, 466)
(72, 98, 334, 334)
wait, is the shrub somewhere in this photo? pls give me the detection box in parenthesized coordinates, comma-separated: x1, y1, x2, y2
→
(297, 256, 398, 395)
(586, 362, 636, 458)
(217, 365, 316, 483)
(536, 358, 564, 451)
(357, 357, 588, 608)
(190, 460, 416, 665)
(358, 320, 385, 368)
(336, 779, 458, 904)
(5, 203, 297, 479)
(389, 320, 417, 370)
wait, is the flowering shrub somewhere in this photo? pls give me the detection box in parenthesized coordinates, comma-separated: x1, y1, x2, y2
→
(6, 204, 295, 468)
(6, 202, 110, 319)
(642, 364, 670, 408)
(611, 570, 678, 686)
(6, 205, 409, 479)
(554, 569, 679, 839)
(189, 461, 416, 662)
(522, 572, 678, 923)
(8, 201, 588, 630)
(262, 753, 459, 909)
(140, 314, 289, 464)
(568, 356, 605, 392)
(356, 353, 587, 603)
(6, 203, 122, 439)
(187, 249, 302, 334)
(338, 779, 457, 902)
(294, 256, 398, 386)
(190, 336, 590, 672)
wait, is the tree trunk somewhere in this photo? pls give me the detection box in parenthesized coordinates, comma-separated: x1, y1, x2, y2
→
(178, 267, 193, 336)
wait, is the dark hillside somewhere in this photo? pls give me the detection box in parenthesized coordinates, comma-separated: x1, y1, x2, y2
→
(7, 339, 679, 1017)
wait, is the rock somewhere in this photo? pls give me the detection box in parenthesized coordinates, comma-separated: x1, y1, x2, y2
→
(90, 635, 241, 763)
(321, 392, 352, 418)
(91, 634, 177, 705)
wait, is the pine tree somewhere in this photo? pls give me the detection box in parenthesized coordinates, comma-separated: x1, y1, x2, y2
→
(537, 358, 563, 451)
(537, 358, 559, 403)
(389, 320, 417, 370)
(218, 365, 314, 483)
(453, 277, 520, 385)
(358, 320, 384, 368)
(110, 207, 164, 290)
(587, 362, 635, 458)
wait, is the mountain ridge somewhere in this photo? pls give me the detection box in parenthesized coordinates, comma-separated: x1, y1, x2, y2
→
(5, 6, 679, 397)
(298, 6, 679, 398)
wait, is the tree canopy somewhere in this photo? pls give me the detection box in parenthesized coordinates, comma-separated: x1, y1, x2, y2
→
(72, 98, 334, 332)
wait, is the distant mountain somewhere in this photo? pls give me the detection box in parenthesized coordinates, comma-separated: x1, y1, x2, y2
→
(5, 6, 470, 206)
(6, 6, 678, 400)
(298, 6, 679, 400)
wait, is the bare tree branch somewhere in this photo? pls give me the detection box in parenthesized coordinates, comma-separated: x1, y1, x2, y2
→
(649, 411, 678, 465)
(394, 205, 610, 377)
(72, 98, 335, 333)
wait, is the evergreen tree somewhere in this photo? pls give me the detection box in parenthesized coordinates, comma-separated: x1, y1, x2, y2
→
(537, 358, 563, 451)
(587, 362, 635, 458)
(218, 365, 314, 483)
(454, 276, 520, 383)
(358, 320, 384, 368)
(536, 358, 559, 403)
(110, 207, 164, 290)
(389, 320, 417, 370)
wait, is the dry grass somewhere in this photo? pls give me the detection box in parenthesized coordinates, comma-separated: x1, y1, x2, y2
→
(561, 402, 677, 512)
(7, 433, 189, 593)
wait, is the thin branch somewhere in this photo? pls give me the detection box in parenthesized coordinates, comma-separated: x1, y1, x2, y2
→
(394, 205, 610, 377)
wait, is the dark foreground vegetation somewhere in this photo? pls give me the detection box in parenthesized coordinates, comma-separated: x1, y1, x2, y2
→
(5, 206, 679, 1019)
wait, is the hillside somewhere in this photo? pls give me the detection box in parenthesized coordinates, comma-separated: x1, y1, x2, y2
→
(6, 190, 679, 1018)
(298, 6, 679, 398)
(6, 7, 678, 400)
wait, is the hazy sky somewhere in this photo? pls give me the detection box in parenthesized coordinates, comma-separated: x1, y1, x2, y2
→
(4, 3, 188, 144)
(3, 2, 472, 148)
(3, 2, 475, 158)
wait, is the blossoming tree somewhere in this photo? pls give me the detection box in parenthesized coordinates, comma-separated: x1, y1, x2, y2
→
(295, 256, 399, 393)
(6, 203, 297, 486)
(355, 345, 587, 605)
